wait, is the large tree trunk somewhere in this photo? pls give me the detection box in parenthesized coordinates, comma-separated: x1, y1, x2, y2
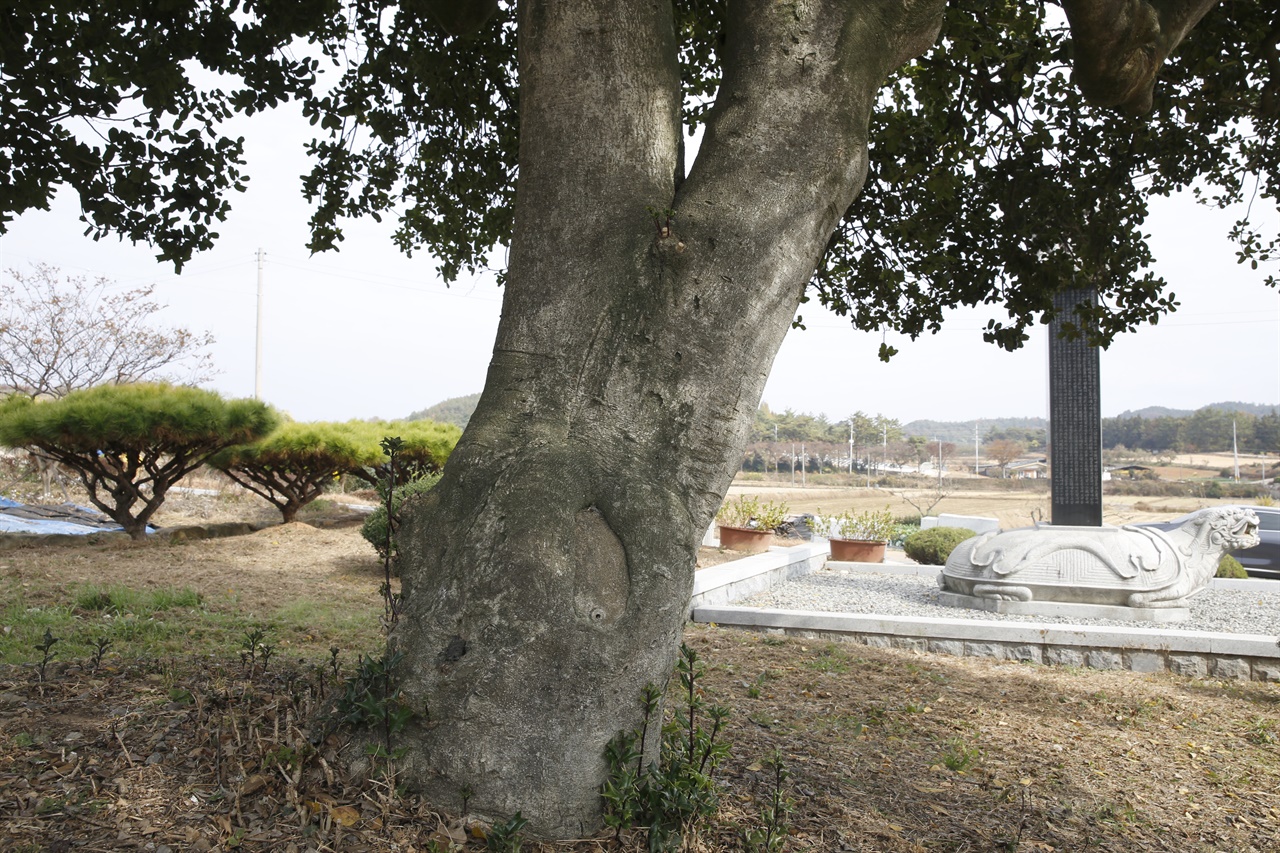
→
(392, 0, 944, 837)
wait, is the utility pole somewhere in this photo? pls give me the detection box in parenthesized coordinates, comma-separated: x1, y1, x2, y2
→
(801, 442, 806, 486)
(791, 443, 795, 485)
(937, 437, 943, 488)
(254, 248, 265, 400)
(848, 421, 854, 474)
(974, 421, 981, 475)
(1233, 419, 1239, 481)
(882, 423, 888, 477)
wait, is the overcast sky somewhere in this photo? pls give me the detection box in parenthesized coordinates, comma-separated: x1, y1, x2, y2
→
(2, 100, 1277, 427)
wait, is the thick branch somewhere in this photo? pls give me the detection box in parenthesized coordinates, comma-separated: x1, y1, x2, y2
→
(1063, 0, 1220, 112)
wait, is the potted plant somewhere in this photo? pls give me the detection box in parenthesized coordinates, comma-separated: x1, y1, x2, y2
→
(715, 495, 789, 554)
(818, 505, 895, 563)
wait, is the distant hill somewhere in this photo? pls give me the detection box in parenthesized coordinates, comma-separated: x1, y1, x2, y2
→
(412, 397, 1275, 436)
(903, 417, 1047, 444)
(407, 393, 481, 428)
(1114, 401, 1278, 419)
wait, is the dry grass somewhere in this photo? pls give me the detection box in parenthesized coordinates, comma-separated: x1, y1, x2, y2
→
(1, 478, 1277, 851)
(2, 621, 1277, 852)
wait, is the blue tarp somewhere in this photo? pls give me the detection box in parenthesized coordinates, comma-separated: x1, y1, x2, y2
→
(0, 514, 119, 535)
(0, 500, 126, 535)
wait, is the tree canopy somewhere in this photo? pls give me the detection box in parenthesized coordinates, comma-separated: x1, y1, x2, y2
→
(4, 1, 1274, 338)
(813, 0, 1278, 355)
(211, 418, 461, 521)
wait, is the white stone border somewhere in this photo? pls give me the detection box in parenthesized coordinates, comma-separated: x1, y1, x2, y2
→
(690, 542, 828, 609)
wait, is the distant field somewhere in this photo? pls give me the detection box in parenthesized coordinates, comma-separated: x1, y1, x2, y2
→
(727, 474, 1264, 529)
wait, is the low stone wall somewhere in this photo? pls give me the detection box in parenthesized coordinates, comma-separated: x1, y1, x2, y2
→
(692, 605, 1280, 682)
(690, 542, 828, 611)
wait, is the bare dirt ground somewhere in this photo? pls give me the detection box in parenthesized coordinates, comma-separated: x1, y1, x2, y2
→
(4, 520, 381, 619)
(2, 481, 1278, 851)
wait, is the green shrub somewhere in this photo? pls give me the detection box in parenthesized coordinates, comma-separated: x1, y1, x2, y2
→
(1216, 554, 1248, 579)
(889, 523, 919, 549)
(903, 526, 977, 565)
(361, 474, 442, 565)
(716, 495, 788, 530)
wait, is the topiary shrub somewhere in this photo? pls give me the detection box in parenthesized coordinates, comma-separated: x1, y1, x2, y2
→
(1216, 554, 1248, 579)
(903, 526, 977, 566)
(0, 383, 276, 539)
(361, 474, 442, 567)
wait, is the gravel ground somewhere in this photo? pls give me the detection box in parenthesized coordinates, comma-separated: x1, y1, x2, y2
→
(737, 565, 1280, 636)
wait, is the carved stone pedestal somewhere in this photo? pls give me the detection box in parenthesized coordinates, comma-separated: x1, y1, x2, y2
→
(935, 590, 1190, 622)
(936, 507, 1260, 622)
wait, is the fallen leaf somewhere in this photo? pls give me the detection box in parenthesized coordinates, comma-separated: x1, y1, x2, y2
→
(239, 774, 268, 796)
(330, 805, 359, 827)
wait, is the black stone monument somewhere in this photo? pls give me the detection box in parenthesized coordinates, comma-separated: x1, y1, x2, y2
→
(1048, 287, 1103, 526)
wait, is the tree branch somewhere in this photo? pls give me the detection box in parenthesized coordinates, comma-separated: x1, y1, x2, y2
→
(1063, 0, 1220, 113)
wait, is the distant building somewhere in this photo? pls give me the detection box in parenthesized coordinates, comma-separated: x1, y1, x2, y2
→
(1007, 460, 1048, 479)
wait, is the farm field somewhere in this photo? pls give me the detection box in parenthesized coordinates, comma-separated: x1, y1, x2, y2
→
(727, 478, 1261, 531)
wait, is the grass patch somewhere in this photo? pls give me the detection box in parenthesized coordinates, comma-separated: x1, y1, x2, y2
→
(0, 580, 381, 666)
(272, 599, 385, 651)
(73, 583, 202, 615)
(804, 644, 851, 674)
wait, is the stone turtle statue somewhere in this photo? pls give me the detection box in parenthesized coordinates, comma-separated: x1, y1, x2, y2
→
(939, 506, 1260, 609)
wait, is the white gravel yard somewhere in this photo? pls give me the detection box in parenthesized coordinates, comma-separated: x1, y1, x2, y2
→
(737, 565, 1280, 636)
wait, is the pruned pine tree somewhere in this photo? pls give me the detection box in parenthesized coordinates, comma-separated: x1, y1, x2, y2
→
(342, 420, 464, 493)
(3, 0, 1273, 836)
(0, 384, 277, 539)
(212, 419, 461, 522)
(211, 420, 365, 524)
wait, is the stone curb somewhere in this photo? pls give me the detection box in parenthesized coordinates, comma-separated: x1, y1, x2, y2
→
(692, 605, 1280, 682)
(690, 542, 829, 610)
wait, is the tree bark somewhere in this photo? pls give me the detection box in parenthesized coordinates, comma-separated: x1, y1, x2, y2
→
(391, 0, 943, 837)
(1062, 0, 1220, 112)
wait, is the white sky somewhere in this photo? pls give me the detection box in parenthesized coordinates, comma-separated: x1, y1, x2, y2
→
(1, 100, 1277, 427)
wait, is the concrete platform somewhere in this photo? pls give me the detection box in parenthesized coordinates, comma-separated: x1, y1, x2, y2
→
(689, 553, 1280, 682)
(691, 541, 828, 609)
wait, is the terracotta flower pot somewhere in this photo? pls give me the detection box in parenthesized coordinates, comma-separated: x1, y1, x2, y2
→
(829, 537, 886, 563)
(717, 525, 773, 554)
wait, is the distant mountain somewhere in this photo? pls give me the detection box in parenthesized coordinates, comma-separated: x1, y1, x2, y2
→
(407, 392, 481, 428)
(1113, 401, 1278, 419)
(903, 417, 1047, 444)
(411, 397, 1275, 436)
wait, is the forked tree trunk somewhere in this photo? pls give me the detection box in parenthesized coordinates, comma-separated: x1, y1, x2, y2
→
(392, 0, 944, 837)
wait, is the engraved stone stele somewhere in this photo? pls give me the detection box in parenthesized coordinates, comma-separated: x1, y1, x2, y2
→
(936, 507, 1260, 622)
(1048, 287, 1103, 527)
